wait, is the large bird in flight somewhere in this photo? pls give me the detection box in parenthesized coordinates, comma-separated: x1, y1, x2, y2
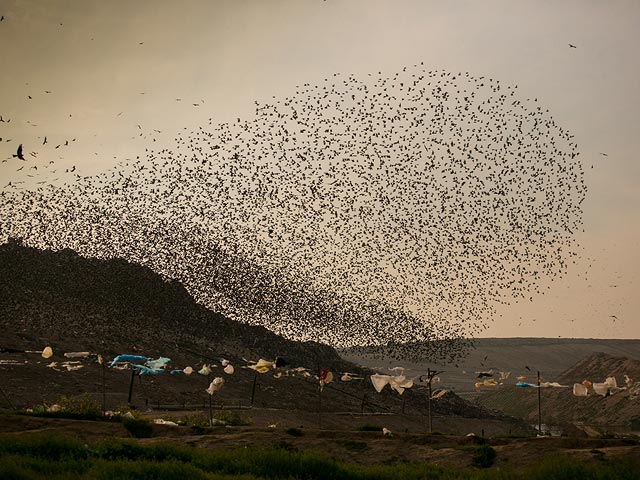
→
(13, 144, 25, 161)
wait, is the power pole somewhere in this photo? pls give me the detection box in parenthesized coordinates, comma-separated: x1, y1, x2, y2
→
(422, 368, 442, 434)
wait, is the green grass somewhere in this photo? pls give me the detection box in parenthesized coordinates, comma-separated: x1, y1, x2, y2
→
(0, 433, 639, 480)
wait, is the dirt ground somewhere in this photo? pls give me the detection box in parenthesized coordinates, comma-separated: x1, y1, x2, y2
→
(2, 412, 639, 470)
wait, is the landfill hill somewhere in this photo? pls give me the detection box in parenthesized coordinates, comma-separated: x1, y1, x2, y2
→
(0, 239, 527, 434)
(467, 352, 640, 435)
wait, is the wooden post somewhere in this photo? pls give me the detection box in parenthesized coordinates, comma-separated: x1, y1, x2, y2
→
(250, 374, 257, 407)
(101, 361, 106, 415)
(318, 385, 322, 429)
(537, 370, 542, 435)
(208, 373, 213, 426)
(127, 368, 136, 405)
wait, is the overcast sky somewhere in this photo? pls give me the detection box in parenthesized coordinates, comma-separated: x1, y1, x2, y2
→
(1, 0, 638, 339)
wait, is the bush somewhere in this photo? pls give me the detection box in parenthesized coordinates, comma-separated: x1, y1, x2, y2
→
(213, 409, 252, 426)
(472, 444, 496, 468)
(26, 395, 102, 421)
(57, 394, 102, 419)
(122, 416, 153, 439)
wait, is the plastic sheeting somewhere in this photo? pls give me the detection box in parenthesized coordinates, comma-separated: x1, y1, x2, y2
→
(132, 364, 165, 375)
(247, 359, 276, 373)
(206, 377, 224, 395)
(109, 354, 149, 368)
(474, 379, 498, 388)
(319, 370, 333, 391)
(516, 381, 534, 388)
(146, 357, 171, 369)
(370, 374, 414, 395)
(64, 352, 90, 359)
(539, 382, 569, 388)
(573, 383, 588, 397)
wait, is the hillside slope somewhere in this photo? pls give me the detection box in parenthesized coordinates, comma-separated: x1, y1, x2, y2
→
(476, 352, 640, 432)
(0, 239, 516, 430)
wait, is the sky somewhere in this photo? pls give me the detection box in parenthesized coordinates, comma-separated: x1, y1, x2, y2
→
(0, 0, 638, 339)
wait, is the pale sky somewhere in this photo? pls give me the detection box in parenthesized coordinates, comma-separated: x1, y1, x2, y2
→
(1, 0, 638, 339)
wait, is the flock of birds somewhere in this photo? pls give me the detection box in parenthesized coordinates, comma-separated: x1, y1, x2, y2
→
(0, 64, 587, 363)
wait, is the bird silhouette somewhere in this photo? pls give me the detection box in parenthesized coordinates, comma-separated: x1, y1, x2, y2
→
(12, 144, 25, 160)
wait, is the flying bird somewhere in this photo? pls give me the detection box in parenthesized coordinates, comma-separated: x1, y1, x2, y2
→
(569, 44, 577, 48)
(13, 144, 25, 160)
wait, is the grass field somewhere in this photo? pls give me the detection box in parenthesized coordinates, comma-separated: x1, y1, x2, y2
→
(1, 433, 639, 480)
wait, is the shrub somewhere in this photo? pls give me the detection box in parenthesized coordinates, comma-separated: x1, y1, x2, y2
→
(122, 416, 153, 439)
(26, 395, 102, 421)
(57, 394, 102, 420)
(214, 409, 252, 426)
(472, 444, 496, 468)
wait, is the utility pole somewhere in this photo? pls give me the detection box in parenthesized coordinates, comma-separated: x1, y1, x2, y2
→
(422, 368, 442, 434)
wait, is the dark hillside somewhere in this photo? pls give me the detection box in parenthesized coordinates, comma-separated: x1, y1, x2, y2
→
(0, 240, 518, 432)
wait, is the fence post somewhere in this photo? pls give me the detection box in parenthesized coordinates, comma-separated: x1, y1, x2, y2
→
(101, 360, 106, 414)
(537, 370, 542, 435)
(127, 369, 136, 405)
(208, 373, 213, 426)
(318, 385, 322, 429)
(250, 374, 257, 407)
